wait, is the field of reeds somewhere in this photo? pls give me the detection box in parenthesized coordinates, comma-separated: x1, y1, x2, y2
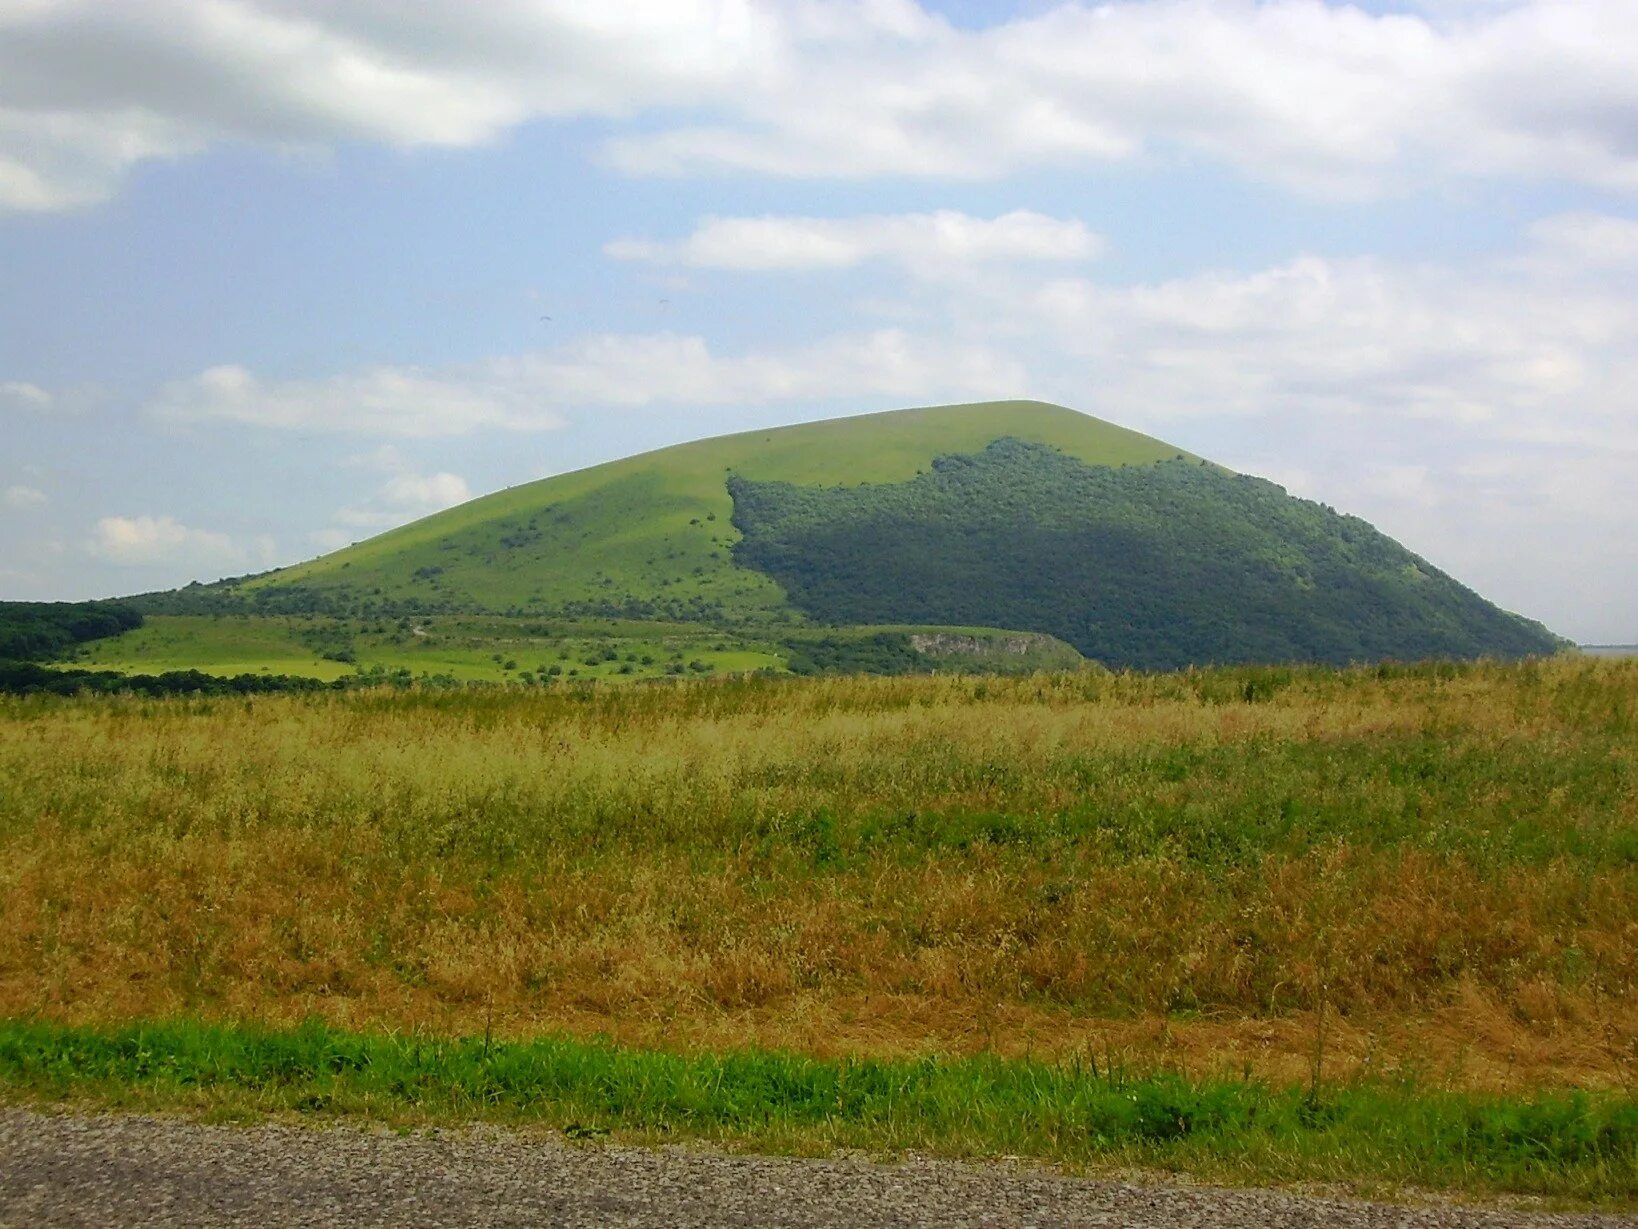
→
(1, 658, 1634, 1197)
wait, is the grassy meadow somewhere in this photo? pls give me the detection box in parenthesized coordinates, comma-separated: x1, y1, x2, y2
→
(1, 656, 1634, 1198)
(60, 613, 1081, 684)
(64, 613, 786, 683)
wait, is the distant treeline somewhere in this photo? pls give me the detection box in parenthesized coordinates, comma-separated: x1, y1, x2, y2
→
(0, 660, 341, 698)
(0, 600, 143, 660)
(781, 633, 931, 676)
(0, 599, 362, 695)
(130, 580, 738, 626)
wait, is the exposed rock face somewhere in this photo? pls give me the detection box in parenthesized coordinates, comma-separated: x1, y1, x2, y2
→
(909, 632, 1051, 657)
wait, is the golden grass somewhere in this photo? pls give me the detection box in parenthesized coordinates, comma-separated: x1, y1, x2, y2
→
(1, 659, 1634, 1093)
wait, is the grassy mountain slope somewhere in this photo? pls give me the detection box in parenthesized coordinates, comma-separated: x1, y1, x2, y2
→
(211, 401, 1187, 620)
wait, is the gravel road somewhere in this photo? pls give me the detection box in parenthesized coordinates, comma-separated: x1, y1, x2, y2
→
(0, 1107, 1631, 1228)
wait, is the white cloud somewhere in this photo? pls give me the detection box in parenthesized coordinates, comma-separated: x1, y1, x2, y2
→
(4, 2, 1638, 210)
(606, 209, 1102, 272)
(380, 470, 470, 510)
(149, 362, 564, 437)
(147, 330, 1024, 436)
(602, 0, 1638, 197)
(0, 0, 775, 212)
(1005, 254, 1637, 450)
(308, 527, 354, 555)
(497, 330, 1025, 407)
(340, 444, 412, 472)
(3, 484, 46, 509)
(1526, 212, 1638, 266)
(0, 381, 52, 412)
(334, 469, 472, 530)
(86, 513, 274, 570)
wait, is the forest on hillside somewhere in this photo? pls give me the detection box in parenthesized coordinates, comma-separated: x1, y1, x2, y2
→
(730, 439, 1562, 671)
(0, 600, 142, 661)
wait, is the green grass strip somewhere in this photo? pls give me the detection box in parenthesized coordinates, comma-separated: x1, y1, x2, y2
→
(0, 1018, 1633, 1204)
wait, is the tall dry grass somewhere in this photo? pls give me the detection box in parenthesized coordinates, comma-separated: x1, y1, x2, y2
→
(1, 659, 1633, 1089)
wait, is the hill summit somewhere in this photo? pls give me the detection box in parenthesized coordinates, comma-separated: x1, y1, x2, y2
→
(154, 400, 1561, 670)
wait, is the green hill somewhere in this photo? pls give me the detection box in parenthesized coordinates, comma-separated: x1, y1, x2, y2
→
(129, 399, 1561, 672)
(161, 400, 1189, 622)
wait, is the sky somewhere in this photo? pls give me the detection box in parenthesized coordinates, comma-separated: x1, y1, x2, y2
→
(1, 0, 1634, 643)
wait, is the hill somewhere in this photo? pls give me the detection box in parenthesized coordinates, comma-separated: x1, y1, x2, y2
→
(125, 399, 1561, 672)
(170, 400, 1183, 623)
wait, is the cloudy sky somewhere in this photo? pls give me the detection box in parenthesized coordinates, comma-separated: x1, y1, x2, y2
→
(2, 0, 1634, 642)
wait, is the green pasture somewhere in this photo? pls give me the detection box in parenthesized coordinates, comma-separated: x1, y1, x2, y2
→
(59, 614, 1075, 684)
(65, 614, 784, 683)
(65, 614, 356, 680)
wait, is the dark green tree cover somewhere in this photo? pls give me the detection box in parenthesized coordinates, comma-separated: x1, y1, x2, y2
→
(0, 659, 460, 697)
(0, 660, 336, 698)
(780, 633, 932, 676)
(778, 631, 1077, 676)
(730, 440, 1563, 671)
(132, 579, 732, 625)
(0, 600, 143, 660)
(122, 581, 278, 617)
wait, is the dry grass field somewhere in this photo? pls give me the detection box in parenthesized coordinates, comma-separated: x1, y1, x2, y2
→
(2, 658, 1632, 1101)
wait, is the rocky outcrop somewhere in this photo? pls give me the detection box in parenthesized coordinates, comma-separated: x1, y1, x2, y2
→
(909, 632, 1052, 657)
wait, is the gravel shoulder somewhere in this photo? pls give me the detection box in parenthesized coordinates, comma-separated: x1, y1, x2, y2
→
(1, 1107, 1632, 1229)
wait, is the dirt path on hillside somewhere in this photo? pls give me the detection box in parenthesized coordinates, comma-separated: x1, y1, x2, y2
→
(0, 1108, 1630, 1228)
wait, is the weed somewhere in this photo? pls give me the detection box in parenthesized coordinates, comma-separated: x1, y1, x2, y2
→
(0, 1018, 1632, 1201)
